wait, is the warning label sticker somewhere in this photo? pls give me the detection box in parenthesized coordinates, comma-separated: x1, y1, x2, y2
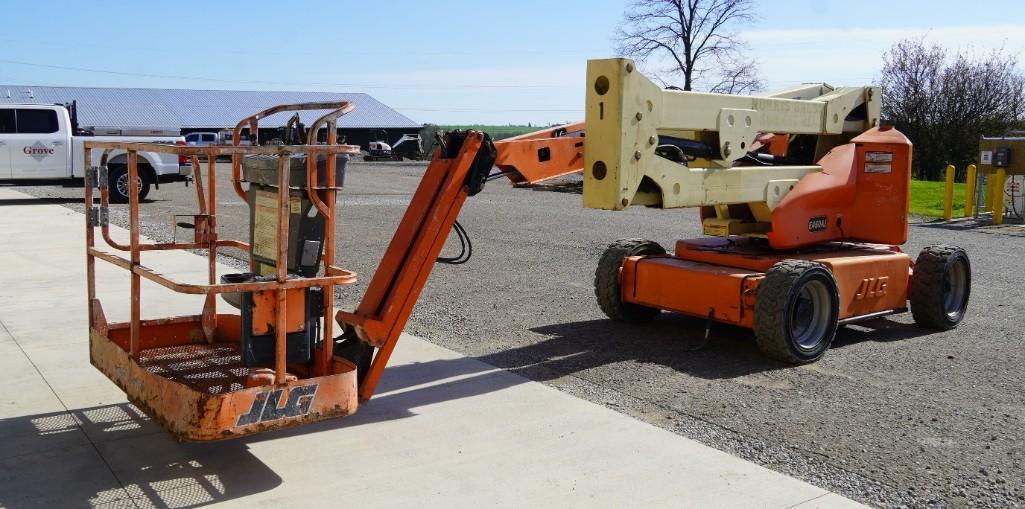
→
(865, 151, 893, 163)
(253, 190, 278, 260)
(865, 163, 892, 174)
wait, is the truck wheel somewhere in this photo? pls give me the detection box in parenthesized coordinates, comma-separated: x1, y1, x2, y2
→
(754, 260, 839, 364)
(910, 245, 971, 330)
(595, 239, 665, 322)
(108, 165, 151, 203)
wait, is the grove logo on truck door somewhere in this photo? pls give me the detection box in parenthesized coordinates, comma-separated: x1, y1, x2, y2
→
(23, 142, 55, 161)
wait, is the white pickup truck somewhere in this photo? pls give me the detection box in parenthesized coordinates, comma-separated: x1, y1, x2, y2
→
(0, 103, 191, 202)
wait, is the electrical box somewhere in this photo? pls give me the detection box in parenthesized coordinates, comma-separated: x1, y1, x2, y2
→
(994, 147, 1011, 168)
(979, 137, 1024, 175)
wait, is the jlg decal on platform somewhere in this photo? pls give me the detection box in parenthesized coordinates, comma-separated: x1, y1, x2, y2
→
(855, 277, 888, 300)
(237, 384, 318, 426)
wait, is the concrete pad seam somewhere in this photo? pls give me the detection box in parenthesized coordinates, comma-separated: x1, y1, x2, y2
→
(786, 493, 831, 508)
(0, 319, 142, 509)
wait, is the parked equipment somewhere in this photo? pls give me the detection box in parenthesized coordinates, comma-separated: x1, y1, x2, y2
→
(494, 58, 971, 363)
(85, 59, 972, 441)
(364, 129, 424, 161)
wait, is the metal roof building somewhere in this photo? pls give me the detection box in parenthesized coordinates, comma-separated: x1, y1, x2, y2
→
(0, 85, 420, 132)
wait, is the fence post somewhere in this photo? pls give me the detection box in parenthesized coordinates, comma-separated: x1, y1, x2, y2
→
(964, 164, 977, 217)
(943, 165, 955, 221)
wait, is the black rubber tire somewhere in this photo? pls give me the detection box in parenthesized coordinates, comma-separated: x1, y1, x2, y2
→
(910, 245, 971, 330)
(753, 260, 840, 364)
(594, 239, 666, 322)
(107, 165, 151, 203)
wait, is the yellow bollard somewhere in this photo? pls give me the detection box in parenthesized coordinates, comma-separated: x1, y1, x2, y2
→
(943, 165, 955, 221)
(993, 168, 1007, 225)
(964, 164, 977, 217)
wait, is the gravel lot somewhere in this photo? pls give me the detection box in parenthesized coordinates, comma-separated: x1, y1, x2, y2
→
(17, 161, 1025, 508)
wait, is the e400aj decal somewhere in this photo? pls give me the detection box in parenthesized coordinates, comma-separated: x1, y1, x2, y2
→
(807, 216, 828, 232)
(236, 384, 318, 426)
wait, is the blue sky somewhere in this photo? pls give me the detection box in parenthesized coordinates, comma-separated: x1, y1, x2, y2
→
(0, 0, 1022, 125)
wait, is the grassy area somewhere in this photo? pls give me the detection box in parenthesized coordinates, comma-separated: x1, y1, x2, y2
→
(909, 179, 967, 218)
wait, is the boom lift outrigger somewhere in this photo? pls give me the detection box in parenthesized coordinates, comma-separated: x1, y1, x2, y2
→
(85, 59, 970, 441)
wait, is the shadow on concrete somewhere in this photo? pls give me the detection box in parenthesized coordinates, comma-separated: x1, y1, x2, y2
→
(254, 355, 529, 440)
(466, 314, 941, 382)
(0, 403, 281, 509)
(257, 315, 941, 443)
(504, 314, 786, 380)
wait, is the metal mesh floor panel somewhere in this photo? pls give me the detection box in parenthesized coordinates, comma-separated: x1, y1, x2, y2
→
(137, 343, 249, 395)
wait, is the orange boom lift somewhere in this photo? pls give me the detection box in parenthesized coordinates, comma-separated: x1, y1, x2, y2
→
(496, 59, 970, 363)
(84, 59, 970, 441)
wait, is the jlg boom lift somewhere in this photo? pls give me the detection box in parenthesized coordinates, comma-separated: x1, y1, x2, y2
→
(85, 59, 971, 441)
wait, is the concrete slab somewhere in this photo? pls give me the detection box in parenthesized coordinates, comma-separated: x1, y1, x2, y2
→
(0, 189, 867, 508)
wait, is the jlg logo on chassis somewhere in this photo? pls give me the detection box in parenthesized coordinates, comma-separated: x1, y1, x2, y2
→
(855, 277, 888, 300)
(236, 384, 318, 426)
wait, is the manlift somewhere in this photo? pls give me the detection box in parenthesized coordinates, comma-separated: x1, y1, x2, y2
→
(83, 59, 970, 441)
(495, 59, 971, 363)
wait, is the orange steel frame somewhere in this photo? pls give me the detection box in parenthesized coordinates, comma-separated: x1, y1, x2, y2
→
(495, 124, 920, 330)
(493, 122, 585, 184)
(86, 102, 369, 440)
(621, 127, 919, 329)
(337, 132, 493, 401)
(85, 101, 499, 438)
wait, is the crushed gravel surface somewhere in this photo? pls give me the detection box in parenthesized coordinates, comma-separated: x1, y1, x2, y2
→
(17, 161, 1025, 508)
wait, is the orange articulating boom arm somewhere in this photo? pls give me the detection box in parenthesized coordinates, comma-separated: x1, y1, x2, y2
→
(336, 131, 496, 401)
(493, 121, 586, 184)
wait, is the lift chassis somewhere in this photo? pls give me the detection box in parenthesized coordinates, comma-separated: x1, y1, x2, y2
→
(536, 59, 969, 362)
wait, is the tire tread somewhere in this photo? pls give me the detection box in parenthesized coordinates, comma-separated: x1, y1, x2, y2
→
(753, 260, 837, 364)
(910, 245, 970, 330)
(595, 239, 665, 322)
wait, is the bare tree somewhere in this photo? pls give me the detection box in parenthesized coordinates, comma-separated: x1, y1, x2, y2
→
(881, 38, 1025, 180)
(616, 0, 764, 94)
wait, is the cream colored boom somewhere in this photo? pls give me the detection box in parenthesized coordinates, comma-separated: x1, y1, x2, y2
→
(583, 58, 880, 211)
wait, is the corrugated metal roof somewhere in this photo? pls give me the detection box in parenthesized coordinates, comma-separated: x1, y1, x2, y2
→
(0, 85, 420, 130)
